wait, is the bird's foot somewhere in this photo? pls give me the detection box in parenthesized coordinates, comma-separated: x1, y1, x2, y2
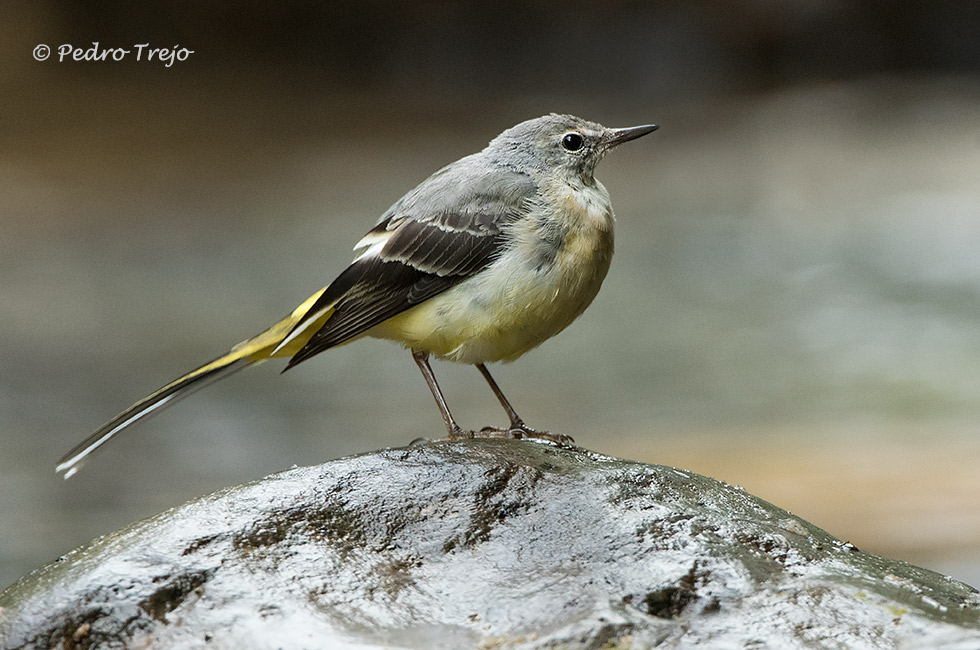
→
(435, 423, 574, 445)
(477, 423, 574, 445)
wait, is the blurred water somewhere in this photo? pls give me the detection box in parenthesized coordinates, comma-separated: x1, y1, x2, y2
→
(2, 77, 979, 590)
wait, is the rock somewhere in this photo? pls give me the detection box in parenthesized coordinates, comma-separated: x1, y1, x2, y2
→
(1, 439, 978, 649)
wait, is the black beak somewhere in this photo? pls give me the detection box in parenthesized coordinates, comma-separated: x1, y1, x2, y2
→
(602, 124, 659, 147)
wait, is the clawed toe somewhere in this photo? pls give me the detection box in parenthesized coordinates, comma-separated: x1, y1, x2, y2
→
(519, 429, 574, 445)
(446, 428, 475, 440)
(473, 424, 574, 445)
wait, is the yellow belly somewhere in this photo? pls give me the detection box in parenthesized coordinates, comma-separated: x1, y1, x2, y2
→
(367, 206, 614, 365)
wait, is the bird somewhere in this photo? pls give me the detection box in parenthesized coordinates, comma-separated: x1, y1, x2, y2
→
(56, 114, 658, 478)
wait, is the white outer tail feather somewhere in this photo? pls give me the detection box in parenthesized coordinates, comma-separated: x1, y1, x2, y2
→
(56, 358, 254, 479)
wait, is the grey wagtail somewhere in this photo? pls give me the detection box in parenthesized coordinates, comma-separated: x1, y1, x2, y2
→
(57, 114, 657, 478)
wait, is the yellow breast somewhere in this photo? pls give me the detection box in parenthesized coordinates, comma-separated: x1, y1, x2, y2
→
(368, 180, 615, 364)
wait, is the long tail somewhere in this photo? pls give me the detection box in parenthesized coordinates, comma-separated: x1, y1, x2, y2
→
(56, 287, 335, 479)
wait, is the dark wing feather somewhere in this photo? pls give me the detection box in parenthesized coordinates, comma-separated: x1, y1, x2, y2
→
(284, 218, 500, 369)
(282, 165, 537, 369)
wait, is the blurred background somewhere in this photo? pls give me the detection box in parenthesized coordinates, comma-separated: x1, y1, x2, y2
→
(2, 1, 979, 590)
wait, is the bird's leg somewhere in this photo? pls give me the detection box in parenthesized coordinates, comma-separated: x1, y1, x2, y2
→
(475, 363, 526, 430)
(474, 363, 574, 444)
(412, 350, 472, 439)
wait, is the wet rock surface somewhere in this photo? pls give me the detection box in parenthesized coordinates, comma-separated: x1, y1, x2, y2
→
(1, 439, 978, 649)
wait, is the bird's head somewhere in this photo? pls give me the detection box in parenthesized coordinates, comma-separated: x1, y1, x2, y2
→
(486, 113, 658, 183)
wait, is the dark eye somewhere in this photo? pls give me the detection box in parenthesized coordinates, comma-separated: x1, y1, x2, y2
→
(561, 132, 584, 152)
